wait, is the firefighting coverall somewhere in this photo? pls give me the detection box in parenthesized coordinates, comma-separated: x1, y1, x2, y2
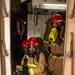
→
(47, 24, 65, 75)
(48, 41, 64, 75)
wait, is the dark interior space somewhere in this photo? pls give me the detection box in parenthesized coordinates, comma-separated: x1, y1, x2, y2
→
(10, 0, 32, 74)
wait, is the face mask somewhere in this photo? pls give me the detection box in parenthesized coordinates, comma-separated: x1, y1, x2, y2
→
(28, 50, 37, 57)
(25, 46, 37, 58)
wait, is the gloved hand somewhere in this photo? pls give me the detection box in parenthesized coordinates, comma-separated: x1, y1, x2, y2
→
(16, 65, 23, 73)
(55, 37, 62, 46)
(20, 70, 29, 75)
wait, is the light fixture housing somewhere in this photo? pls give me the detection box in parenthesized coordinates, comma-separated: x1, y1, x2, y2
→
(39, 2, 67, 10)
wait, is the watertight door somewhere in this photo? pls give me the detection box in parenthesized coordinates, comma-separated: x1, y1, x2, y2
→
(64, 0, 75, 75)
(0, 1, 6, 75)
(0, 0, 12, 75)
(0, 1, 2, 74)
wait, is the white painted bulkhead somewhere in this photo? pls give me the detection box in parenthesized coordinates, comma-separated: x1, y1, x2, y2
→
(1, 0, 12, 75)
(27, 14, 51, 39)
(63, 0, 75, 75)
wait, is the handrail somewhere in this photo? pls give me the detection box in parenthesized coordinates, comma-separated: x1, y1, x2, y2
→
(1, 40, 9, 57)
(1, 0, 8, 17)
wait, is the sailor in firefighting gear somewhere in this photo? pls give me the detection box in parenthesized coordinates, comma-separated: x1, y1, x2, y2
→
(47, 14, 65, 75)
(17, 37, 47, 75)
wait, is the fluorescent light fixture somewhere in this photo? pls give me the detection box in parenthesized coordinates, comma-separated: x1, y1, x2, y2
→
(20, 0, 26, 2)
(39, 2, 67, 10)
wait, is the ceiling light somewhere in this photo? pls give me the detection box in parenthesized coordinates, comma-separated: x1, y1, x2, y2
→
(20, 0, 26, 2)
(39, 2, 67, 10)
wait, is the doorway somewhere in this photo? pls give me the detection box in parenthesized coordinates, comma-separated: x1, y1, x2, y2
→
(10, 0, 66, 75)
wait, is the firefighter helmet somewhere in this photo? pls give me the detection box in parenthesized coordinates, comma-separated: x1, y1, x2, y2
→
(22, 40, 28, 49)
(51, 14, 63, 22)
(28, 37, 38, 46)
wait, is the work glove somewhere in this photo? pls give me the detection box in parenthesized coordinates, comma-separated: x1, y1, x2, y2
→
(55, 37, 62, 46)
(19, 70, 29, 75)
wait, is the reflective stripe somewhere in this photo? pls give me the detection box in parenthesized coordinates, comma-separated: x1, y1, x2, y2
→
(48, 42, 58, 47)
(29, 68, 34, 75)
(51, 43, 58, 46)
(50, 54, 63, 59)
(35, 43, 39, 45)
(50, 54, 53, 57)
(56, 20, 62, 22)
(27, 63, 37, 67)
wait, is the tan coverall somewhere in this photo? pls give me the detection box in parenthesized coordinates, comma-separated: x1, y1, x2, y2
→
(48, 42, 64, 75)
(21, 52, 47, 75)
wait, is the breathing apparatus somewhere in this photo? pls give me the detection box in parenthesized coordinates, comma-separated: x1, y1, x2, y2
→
(27, 37, 38, 57)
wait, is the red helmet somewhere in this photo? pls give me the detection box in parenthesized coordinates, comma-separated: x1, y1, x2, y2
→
(28, 37, 38, 46)
(51, 14, 63, 22)
(22, 40, 28, 49)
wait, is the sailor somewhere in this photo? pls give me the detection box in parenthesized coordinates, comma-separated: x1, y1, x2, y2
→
(17, 37, 47, 75)
(48, 14, 65, 75)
